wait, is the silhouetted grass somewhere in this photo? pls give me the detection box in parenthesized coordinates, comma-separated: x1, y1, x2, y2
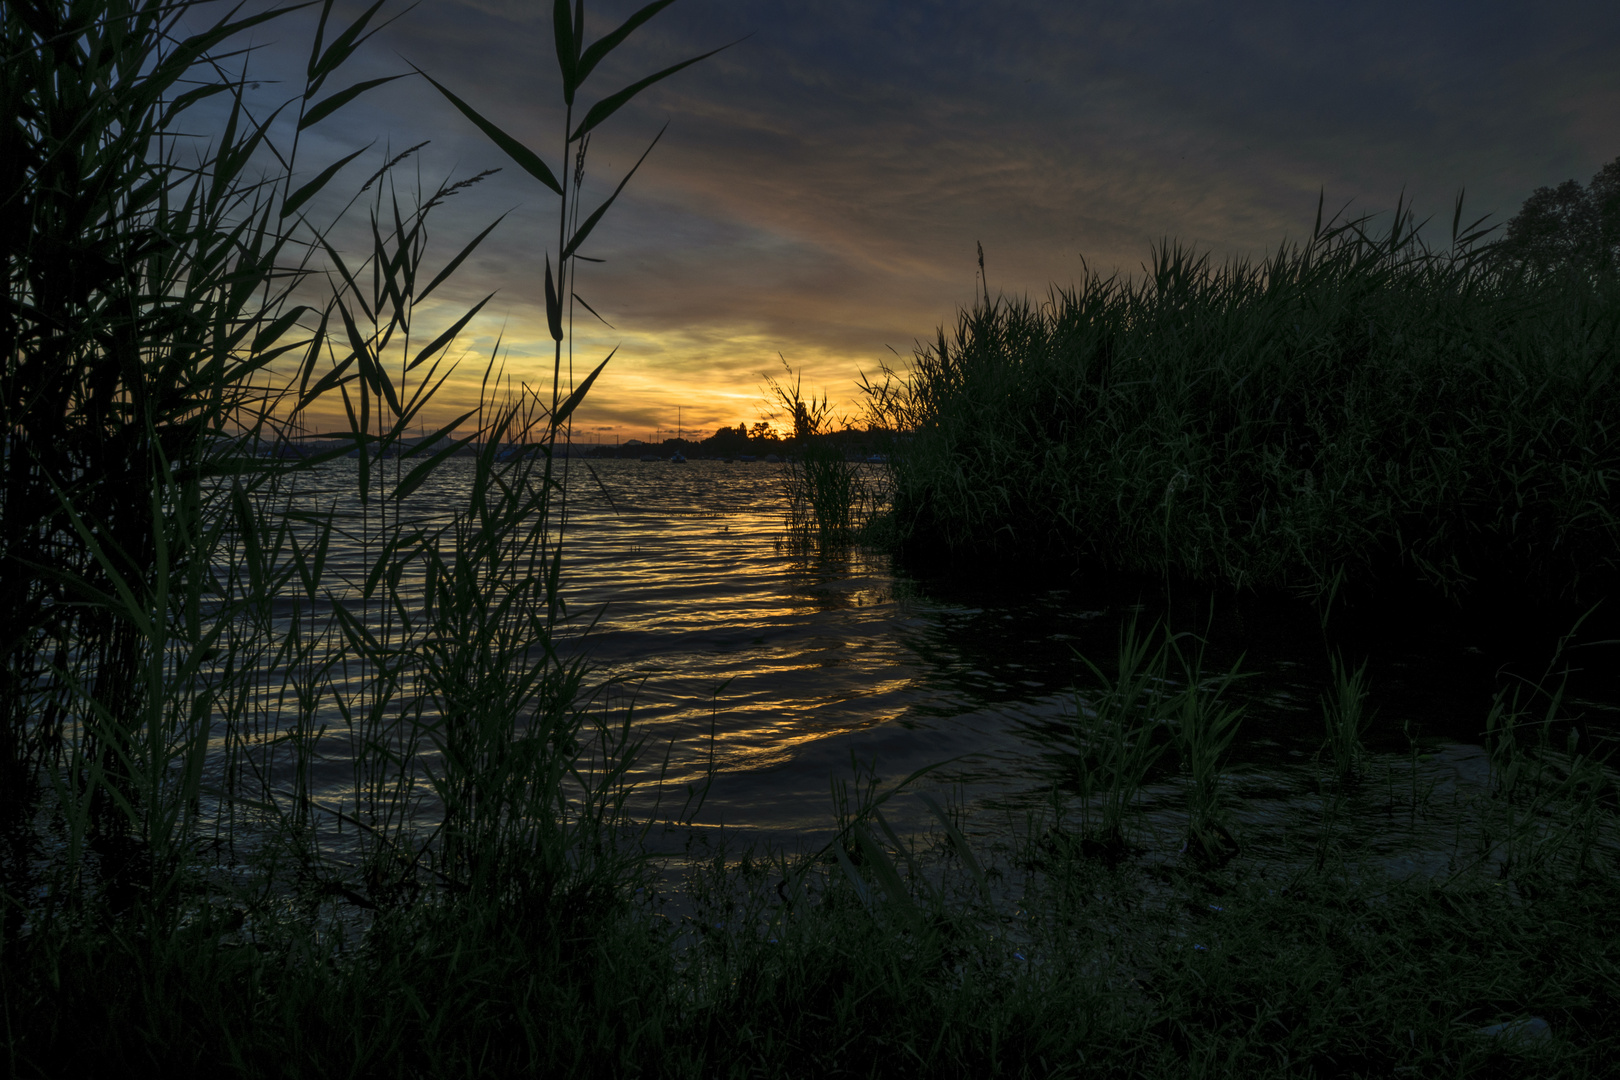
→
(1320, 652, 1376, 784)
(768, 359, 878, 546)
(8, 709, 1618, 1078)
(11, 579, 1619, 1077)
(2, 0, 721, 1069)
(866, 199, 1620, 614)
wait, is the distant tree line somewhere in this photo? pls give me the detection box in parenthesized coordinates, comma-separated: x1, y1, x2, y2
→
(1494, 154, 1620, 277)
(702, 421, 782, 454)
(582, 418, 893, 459)
(581, 421, 779, 458)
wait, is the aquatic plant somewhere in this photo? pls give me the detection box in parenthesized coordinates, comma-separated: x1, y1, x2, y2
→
(866, 196, 1620, 615)
(767, 357, 875, 545)
(0, 0, 443, 893)
(1062, 617, 1171, 855)
(1166, 632, 1246, 862)
(1041, 618, 1246, 863)
(1318, 652, 1375, 783)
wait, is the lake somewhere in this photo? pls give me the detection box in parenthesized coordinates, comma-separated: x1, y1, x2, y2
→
(276, 455, 1620, 877)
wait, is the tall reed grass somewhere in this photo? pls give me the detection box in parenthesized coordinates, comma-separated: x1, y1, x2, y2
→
(866, 198, 1620, 612)
(2, 0, 721, 1000)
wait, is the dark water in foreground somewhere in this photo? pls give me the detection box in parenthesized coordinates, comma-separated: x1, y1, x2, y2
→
(299, 457, 1620, 874)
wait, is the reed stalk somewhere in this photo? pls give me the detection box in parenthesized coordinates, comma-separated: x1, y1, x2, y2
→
(1166, 632, 1246, 863)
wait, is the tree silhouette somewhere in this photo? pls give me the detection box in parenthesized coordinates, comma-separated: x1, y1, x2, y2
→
(1498, 155, 1620, 275)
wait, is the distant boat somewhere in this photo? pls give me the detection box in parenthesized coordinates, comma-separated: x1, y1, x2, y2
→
(864, 453, 889, 464)
(669, 407, 688, 463)
(738, 455, 756, 463)
(764, 453, 781, 463)
(639, 453, 660, 462)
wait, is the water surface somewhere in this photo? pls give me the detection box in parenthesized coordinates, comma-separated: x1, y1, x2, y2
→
(279, 456, 1620, 875)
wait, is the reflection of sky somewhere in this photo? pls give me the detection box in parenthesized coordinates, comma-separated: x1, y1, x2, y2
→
(219, 459, 1619, 860)
(221, 0, 1620, 437)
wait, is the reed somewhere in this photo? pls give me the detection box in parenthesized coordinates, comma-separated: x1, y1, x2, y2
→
(2, 0, 721, 1013)
(9, 614, 1620, 1076)
(865, 196, 1620, 614)
(0, 0, 465, 910)
(1475, 622, 1620, 881)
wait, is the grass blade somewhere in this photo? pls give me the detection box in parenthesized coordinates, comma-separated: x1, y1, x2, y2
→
(412, 66, 563, 196)
(561, 127, 664, 259)
(301, 74, 407, 130)
(575, 0, 677, 87)
(569, 40, 740, 141)
(551, 348, 615, 429)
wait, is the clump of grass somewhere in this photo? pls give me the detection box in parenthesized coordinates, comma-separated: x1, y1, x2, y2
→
(1475, 620, 1620, 881)
(1042, 619, 1245, 865)
(1166, 632, 1246, 863)
(1319, 652, 1375, 783)
(866, 196, 1620, 613)
(15, 842, 1618, 1078)
(1060, 616, 1171, 856)
(9, 616, 1620, 1076)
(0, 0, 493, 915)
(767, 358, 876, 546)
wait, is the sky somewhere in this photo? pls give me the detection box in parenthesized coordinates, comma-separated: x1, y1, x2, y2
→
(226, 0, 1620, 442)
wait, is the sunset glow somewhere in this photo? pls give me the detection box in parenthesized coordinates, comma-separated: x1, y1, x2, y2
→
(245, 0, 1619, 439)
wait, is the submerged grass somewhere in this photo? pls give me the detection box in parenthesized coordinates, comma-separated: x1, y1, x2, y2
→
(865, 197, 1620, 614)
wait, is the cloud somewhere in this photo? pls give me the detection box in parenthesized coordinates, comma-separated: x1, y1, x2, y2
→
(238, 0, 1620, 431)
